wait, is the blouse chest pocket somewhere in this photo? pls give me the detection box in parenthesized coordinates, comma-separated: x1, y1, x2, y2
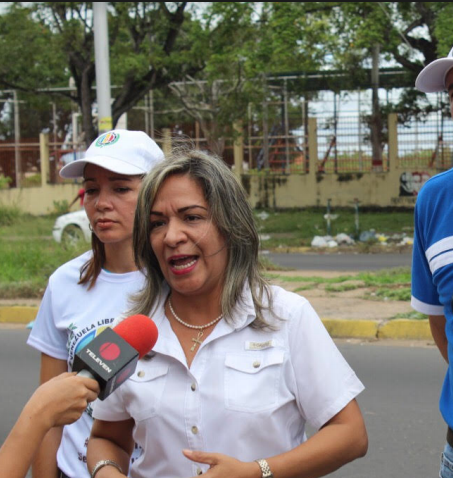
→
(127, 361, 169, 421)
(224, 350, 285, 413)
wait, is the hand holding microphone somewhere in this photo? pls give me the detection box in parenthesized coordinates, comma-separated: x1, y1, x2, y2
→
(72, 314, 159, 400)
(1, 315, 158, 478)
(0, 373, 99, 478)
(36, 372, 100, 428)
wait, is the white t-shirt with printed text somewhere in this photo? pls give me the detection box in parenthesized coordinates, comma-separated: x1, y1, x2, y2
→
(27, 250, 146, 478)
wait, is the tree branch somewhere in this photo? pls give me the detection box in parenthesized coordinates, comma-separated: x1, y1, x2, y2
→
(161, 2, 187, 55)
(74, 4, 91, 33)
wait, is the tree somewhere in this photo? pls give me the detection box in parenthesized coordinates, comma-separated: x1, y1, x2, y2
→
(167, 2, 338, 156)
(1, 1, 450, 157)
(166, 2, 261, 156)
(327, 3, 453, 75)
(0, 2, 200, 146)
(324, 2, 453, 167)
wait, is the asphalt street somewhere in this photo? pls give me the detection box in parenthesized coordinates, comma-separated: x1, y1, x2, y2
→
(262, 251, 412, 271)
(0, 330, 446, 477)
(328, 339, 446, 477)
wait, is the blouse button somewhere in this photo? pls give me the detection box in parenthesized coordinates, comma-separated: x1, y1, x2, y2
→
(253, 361, 261, 368)
(197, 468, 203, 475)
(137, 370, 145, 378)
(191, 426, 199, 435)
(191, 383, 197, 391)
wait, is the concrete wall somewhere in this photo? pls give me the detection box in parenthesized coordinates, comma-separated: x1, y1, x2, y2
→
(241, 114, 419, 210)
(0, 182, 82, 215)
(1, 169, 416, 215)
(0, 117, 428, 214)
(243, 171, 409, 209)
(244, 171, 418, 209)
(0, 133, 83, 214)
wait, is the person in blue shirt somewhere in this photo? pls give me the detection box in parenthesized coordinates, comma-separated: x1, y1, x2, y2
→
(412, 46, 453, 477)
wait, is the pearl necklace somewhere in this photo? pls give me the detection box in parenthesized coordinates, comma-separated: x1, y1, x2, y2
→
(168, 297, 223, 351)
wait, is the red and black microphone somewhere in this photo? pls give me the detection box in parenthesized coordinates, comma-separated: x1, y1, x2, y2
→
(72, 314, 158, 400)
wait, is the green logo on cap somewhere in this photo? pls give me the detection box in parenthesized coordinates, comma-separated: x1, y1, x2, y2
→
(95, 132, 120, 147)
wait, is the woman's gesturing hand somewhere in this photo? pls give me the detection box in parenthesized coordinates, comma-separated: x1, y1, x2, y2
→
(182, 449, 261, 478)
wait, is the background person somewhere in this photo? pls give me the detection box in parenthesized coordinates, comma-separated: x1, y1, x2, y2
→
(27, 129, 164, 478)
(68, 187, 86, 210)
(412, 46, 453, 478)
(87, 149, 368, 478)
(0, 373, 99, 478)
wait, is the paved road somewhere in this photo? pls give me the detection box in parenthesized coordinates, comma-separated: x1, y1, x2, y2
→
(0, 329, 40, 445)
(262, 251, 412, 271)
(329, 339, 446, 477)
(0, 330, 445, 477)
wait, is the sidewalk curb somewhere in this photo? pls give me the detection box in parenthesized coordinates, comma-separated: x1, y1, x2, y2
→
(322, 319, 379, 339)
(0, 307, 432, 341)
(322, 318, 432, 341)
(0, 306, 38, 324)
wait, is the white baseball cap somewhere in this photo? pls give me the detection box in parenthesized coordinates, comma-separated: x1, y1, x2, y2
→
(60, 129, 165, 178)
(415, 46, 453, 93)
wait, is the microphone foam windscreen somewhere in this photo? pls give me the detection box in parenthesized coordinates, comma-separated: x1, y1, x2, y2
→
(113, 314, 159, 359)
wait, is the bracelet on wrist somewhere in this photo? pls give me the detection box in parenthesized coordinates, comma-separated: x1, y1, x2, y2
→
(255, 459, 274, 478)
(91, 459, 123, 478)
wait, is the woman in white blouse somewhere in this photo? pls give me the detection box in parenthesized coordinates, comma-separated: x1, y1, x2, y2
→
(87, 149, 368, 478)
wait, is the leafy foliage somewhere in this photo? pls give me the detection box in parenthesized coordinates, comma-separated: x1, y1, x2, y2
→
(0, 204, 22, 226)
(0, 2, 196, 145)
(0, 2, 450, 149)
(0, 174, 11, 189)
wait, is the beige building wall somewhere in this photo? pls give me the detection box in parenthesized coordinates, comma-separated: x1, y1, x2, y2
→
(1, 171, 415, 215)
(244, 114, 418, 209)
(0, 182, 83, 215)
(244, 170, 416, 209)
(0, 133, 84, 215)
(0, 116, 426, 214)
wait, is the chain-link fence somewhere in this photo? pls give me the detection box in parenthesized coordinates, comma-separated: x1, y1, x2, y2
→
(1, 88, 453, 187)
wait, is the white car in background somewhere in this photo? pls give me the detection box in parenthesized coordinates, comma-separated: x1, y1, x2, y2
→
(52, 209, 91, 245)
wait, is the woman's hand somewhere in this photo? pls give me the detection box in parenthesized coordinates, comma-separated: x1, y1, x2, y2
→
(28, 372, 100, 429)
(0, 372, 99, 478)
(182, 399, 367, 478)
(182, 449, 261, 478)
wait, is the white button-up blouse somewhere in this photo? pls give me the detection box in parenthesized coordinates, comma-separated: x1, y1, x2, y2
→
(93, 284, 364, 478)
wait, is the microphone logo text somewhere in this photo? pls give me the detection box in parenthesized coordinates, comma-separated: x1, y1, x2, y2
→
(85, 348, 113, 373)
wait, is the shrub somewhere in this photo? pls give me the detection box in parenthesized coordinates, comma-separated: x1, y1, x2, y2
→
(53, 200, 70, 215)
(0, 204, 22, 226)
(0, 174, 11, 189)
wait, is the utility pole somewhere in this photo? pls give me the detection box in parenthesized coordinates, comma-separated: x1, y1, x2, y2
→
(93, 2, 112, 134)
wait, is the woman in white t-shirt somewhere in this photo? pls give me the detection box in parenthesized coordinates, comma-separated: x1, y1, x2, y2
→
(87, 149, 368, 478)
(27, 129, 164, 478)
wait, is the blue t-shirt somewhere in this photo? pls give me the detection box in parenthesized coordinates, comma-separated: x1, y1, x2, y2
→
(411, 168, 453, 429)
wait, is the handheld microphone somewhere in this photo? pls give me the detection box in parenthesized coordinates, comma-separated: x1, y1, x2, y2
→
(72, 314, 158, 400)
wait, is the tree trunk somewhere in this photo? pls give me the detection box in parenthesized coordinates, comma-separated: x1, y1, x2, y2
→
(371, 44, 383, 170)
(207, 136, 225, 157)
(197, 117, 225, 157)
(80, 67, 96, 147)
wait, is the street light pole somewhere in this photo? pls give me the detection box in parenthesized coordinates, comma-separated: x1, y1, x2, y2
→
(93, 2, 112, 134)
